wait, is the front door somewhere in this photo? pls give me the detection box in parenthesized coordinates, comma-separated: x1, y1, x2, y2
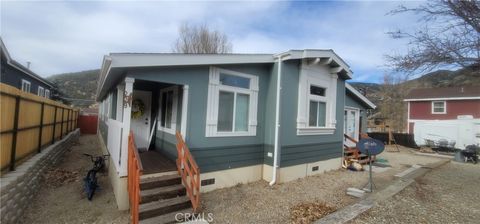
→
(344, 108, 360, 146)
(131, 90, 152, 150)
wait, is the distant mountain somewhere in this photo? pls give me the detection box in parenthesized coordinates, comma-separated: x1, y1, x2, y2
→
(405, 65, 480, 88)
(47, 69, 99, 107)
(350, 64, 480, 107)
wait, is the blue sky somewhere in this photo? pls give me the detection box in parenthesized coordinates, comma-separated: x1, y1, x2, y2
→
(1, 0, 422, 82)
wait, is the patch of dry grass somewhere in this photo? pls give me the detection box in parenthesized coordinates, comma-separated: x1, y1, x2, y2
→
(290, 201, 336, 224)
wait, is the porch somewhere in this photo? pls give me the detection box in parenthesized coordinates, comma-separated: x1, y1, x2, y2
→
(138, 150, 176, 175)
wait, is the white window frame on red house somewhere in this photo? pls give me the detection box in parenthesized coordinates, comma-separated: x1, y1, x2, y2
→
(431, 101, 446, 114)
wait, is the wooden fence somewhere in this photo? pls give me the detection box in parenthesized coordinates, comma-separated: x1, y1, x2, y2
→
(367, 132, 418, 149)
(0, 83, 79, 172)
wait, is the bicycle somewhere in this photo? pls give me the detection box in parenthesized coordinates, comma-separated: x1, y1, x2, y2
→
(83, 153, 109, 200)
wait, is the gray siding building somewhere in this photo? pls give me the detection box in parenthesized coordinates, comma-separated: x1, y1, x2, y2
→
(1, 38, 54, 98)
(95, 50, 375, 209)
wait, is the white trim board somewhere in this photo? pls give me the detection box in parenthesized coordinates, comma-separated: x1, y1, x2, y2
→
(346, 83, 376, 109)
(404, 97, 480, 101)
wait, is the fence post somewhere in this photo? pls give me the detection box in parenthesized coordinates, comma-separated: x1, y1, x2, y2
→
(60, 108, 64, 139)
(37, 102, 45, 153)
(9, 96, 21, 171)
(67, 109, 71, 132)
(52, 106, 57, 144)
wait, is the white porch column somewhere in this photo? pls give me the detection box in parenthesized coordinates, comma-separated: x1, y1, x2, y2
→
(180, 85, 189, 139)
(119, 77, 134, 177)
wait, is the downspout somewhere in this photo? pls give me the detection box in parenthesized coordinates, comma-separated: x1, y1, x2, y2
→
(270, 54, 286, 186)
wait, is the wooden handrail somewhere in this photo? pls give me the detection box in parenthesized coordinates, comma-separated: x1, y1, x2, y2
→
(175, 131, 200, 212)
(128, 131, 143, 224)
(344, 133, 358, 144)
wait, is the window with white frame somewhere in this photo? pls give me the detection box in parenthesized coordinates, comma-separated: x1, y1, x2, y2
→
(21, 79, 31, 92)
(432, 101, 446, 114)
(45, 89, 50, 98)
(308, 85, 327, 127)
(38, 86, 45, 97)
(296, 60, 338, 135)
(158, 86, 178, 134)
(205, 67, 258, 137)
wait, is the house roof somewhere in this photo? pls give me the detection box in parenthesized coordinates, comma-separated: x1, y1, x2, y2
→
(96, 49, 353, 100)
(0, 38, 54, 88)
(345, 83, 376, 109)
(404, 86, 480, 101)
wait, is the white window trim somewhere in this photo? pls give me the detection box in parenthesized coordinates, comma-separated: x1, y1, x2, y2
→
(158, 86, 178, 135)
(45, 89, 50, 98)
(296, 59, 337, 135)
(431, 101, 447, 114)
(38, 86, 44, 97)
(21, 79, 31, 92)
(206, 67, 258, 137)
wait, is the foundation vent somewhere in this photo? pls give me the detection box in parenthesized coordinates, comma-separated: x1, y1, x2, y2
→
(201, 178, 215, 186)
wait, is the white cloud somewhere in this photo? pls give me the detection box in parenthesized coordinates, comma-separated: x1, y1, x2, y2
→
(1, 0, 421, 81)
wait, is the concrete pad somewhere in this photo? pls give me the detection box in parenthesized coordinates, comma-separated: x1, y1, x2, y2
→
(371, 165, 391, 173)
(414, 152, 454, 159)
(394, 165, 421, 178)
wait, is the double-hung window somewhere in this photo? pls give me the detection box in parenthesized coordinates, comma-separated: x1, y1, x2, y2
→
(38, 86, 45, 97)
(158, 86, 178, 134)
(432, 101, 446, 114)
(206, 67, 258, 137)
(21, 79, 31, 92)
(308, 85, 327, 127)
(45, 89, 50, 98)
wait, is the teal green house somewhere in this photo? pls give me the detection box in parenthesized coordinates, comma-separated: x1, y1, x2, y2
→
(95, 50, 375, 209)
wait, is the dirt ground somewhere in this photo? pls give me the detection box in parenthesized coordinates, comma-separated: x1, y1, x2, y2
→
(351, 161, 480, 224)
(18, 135, 129, 224)
(201, 146, 444, 224)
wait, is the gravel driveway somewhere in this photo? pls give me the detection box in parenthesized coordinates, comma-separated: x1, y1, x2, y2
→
(351, 162, 480, 224)
(201, 146, 444, 224)
(18, 135, 129, 224)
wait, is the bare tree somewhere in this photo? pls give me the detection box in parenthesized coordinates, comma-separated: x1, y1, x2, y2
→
(387, 0, 480, 75)
(172, 23, 232, 54)
(378, 73, 409, 132)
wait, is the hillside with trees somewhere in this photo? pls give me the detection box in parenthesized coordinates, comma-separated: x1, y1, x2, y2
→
(47, 69, 99, 107)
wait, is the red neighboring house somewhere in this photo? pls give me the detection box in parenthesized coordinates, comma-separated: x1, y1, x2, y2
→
(405, 87, 480, 147)
(405, 86, 480, 134)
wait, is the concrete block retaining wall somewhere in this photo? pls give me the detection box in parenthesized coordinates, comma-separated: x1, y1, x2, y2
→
(0, 129, 80, 224)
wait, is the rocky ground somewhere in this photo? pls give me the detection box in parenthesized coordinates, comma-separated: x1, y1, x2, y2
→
(351, 161, 480, 224)
(18, 135, 129, 224)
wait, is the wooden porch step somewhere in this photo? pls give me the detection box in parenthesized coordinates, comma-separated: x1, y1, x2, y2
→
(139, 208, 193, 224)
(140, 174, 182, 190)
(139, 196, 191, 220)
(141, 184, 186, 204)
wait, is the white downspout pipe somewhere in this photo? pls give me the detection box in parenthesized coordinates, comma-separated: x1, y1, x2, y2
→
(270, 55, 285, 186)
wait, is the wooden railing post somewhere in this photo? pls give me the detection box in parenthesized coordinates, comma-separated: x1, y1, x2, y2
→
(37, 102, 45, 153)
(9, 96, 20, 171)
(52, 106, 57, 144)
(128, 131, 143, 224)
(175, 131, 200, 212)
